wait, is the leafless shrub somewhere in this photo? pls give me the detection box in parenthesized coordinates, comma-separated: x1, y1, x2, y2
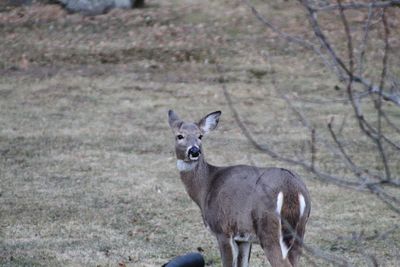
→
(219, 0, 400, 264)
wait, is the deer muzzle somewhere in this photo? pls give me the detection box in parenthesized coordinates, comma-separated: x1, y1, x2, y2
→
(188, 146, 201, 160)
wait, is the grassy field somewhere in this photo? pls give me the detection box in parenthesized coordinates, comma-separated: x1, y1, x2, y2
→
(0, 0, 399, 266)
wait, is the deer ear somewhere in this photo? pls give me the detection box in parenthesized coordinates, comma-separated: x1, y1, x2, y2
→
(168, 110, 183, 130)
(199, 111, 222, 134)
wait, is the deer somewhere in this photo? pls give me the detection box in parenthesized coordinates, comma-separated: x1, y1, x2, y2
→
(168, 110, 311, 267)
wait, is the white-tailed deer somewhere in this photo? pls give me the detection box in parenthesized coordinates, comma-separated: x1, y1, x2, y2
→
(168, 110, 311, 267)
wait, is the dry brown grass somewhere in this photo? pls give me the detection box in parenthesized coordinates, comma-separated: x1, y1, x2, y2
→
(0, 0, 399, 266)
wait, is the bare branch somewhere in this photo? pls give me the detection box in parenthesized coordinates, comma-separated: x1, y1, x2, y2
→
(285, 92, 399, 184)
(379, 130, 400, 151)
(303, 243, 351, 267)
(311, 128, 316, 170)
(245, 0, 400, 106)
(219, 60, 400, 212)
(239, 0, 400, 220)
(375, 10, 391, 180)
(312, 0, 400, 12)
(302, 252, 320, 267)
(281, 94, 367, 176)
(241, 0, 345, 80)
(357, 3, 374, 77)
(376, 225, 399, 240)
(335, 0, 395, 181)
(358, 79, 400, 106)
(279, 216, 352, 266)
(337, 0, 354, 74)
(300, 0, 350, 79)
(350, 231, 379, 267)
(301, 0, 400, 106)
(218, 64, 364, 189)
(327, 117, 363, 177)
(367, 183, 400, 214)
(382, 110, 400, 135)
(287, 92, 399, 182)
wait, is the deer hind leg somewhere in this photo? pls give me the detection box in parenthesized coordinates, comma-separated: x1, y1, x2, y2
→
(287, 242, 301, 267)
(259, 225, 293, 267)
(288, 223, 306, 267)
(237, 242, 251, 267)
(263, 244, 293, 267)
(217, 234, 239, 267)
(258, 192, 293, 267)
(258, 216, 293, 267)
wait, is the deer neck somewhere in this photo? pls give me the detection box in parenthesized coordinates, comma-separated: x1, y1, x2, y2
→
(177, 156, 213, 210)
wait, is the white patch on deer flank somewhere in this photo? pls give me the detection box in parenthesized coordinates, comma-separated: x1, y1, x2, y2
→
(299, 193, 306, 218)
(276, 191, 284, 215)
(176, 160, 197, 172)
(276, 191, 289, 259)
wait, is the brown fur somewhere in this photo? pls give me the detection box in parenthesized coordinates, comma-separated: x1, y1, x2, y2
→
(169, 110, 311, 267)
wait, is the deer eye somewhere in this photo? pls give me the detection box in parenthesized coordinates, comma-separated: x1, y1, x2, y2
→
(198, 135, 203, 140)
(176, 135, 184, 140)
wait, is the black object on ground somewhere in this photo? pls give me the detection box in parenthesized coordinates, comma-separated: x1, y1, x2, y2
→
(162, 252, 205, 267)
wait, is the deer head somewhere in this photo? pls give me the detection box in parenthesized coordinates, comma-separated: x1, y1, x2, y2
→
(168, 110, 221, 162)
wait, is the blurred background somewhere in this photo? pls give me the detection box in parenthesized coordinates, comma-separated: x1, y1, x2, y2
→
(0, 0, 399, 266)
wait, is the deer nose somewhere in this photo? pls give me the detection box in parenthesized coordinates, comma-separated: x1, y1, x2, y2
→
(188, 146, 201, 158)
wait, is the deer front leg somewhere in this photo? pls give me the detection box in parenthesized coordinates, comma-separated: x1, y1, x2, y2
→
(217, 234, 239, 267)
(237, 242, 251, 267)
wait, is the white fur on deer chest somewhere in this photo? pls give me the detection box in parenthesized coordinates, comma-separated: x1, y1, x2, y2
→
(176, 160, 197, 172)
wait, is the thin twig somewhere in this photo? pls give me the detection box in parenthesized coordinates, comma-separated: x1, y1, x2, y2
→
(375, 10, 391, 180)
(245, 0, 400, 106)
(218, 64, 363, 189)
(313, 0, 400, 12)
(311, 128, 316, 170)
(382, 110, 400, 135)
(367, 183, 400, 213)
(219, 64, 400, 214)
(327, 117, 363, 177)
(242, 0, 344, 80)
(357, 3, 374, 77)
(302, 252, 320, 267)
(336, 0, 395, 181)
(282, 94, 364, 176)
(303, 243, 351, 267)
(238, 0, 400, 220)
(351, 231, 379, 267)
(279, 217, 352, 266)
(299, 0, 400, 106)
(300, 0, 350, 79)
